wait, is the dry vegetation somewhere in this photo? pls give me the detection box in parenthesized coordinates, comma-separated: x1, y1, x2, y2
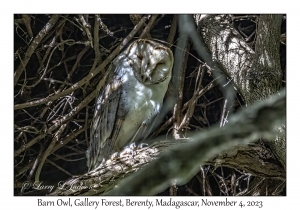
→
(14, 14, 286, 196)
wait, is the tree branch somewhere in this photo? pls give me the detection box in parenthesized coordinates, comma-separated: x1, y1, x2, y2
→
(49, 89, 285, 196)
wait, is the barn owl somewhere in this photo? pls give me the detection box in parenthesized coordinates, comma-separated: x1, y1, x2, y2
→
(86, 39, 174, 171)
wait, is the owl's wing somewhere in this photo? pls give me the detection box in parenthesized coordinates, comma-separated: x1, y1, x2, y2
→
(87, 62, 128, 171)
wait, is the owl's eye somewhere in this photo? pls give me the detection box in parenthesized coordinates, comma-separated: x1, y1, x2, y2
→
(137, 54, 143, 60)
(156, 62, 163, 67)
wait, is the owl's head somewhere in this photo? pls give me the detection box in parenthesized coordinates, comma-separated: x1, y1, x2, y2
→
(125, 39, 174, 85)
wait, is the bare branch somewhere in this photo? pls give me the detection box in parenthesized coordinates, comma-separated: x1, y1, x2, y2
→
(49, 89, 285, 196)
(14, 15, 59, 86)
(14, 15, 151, 110)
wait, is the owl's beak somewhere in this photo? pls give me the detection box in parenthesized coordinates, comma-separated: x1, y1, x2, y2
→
(142, 75, 149, 83)
(142, 71, 152, 82)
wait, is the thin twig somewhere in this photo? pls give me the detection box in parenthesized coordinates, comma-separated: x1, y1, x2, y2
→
(46, 159, 73, 177)
(15, 126, 86, 178)
(15, 15, 151, 110)
(35, 123, 67, 182)
(79, 15, 93, 48)
(173, 41, 189, 139)
(167, 15, 178, 46)
(14, 89, 97, 157)
(14, 15, 59, 86)
(140, 14, 159, 38)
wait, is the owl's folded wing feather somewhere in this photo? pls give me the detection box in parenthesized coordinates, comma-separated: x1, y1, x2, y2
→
(87, 64, 127, 171)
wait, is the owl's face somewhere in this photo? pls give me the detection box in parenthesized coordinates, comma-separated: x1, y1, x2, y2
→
(123, 39, 174, 85)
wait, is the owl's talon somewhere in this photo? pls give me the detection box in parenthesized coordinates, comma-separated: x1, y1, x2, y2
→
(110, 152, 120, 160)
(120, 144, 136, 157)
(137, 143, 148, 149)
(129, 142, 137, 150)
(105, 152, 120, 165)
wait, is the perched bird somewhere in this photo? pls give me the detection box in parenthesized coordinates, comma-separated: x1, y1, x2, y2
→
(86, 39, 174, 171)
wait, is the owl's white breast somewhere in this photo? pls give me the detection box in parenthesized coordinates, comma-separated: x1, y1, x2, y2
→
(115, 59, 171, 150)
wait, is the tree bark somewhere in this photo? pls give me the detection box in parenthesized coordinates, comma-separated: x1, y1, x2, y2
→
(196, 14, 285, 195)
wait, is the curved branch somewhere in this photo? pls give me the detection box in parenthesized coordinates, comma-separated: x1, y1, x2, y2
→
(14, 15, 59, 86)
(14, 15, 151, 110)
(49, 89, 285, 196)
